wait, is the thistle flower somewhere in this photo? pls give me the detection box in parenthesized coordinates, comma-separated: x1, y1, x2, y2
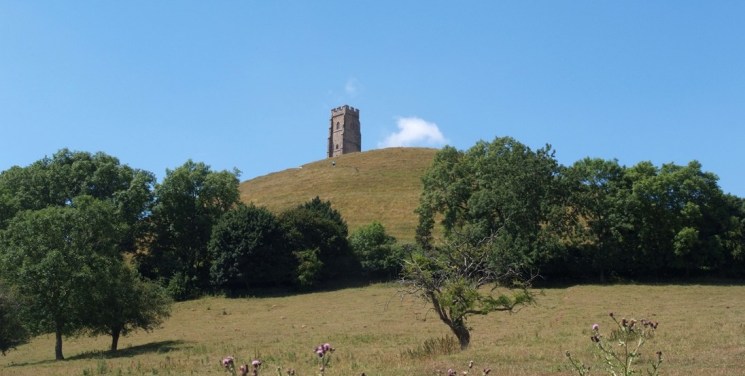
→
(222, 356, 235, 368)
(252, 360, 262, 368)
(592, 323, 599, 331)
(315, 342, 334, 357)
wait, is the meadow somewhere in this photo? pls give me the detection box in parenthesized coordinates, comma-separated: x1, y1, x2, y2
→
(2, 283, 744, 375)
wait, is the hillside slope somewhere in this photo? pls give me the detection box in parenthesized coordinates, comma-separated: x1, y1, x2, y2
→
(239, 147, 437, 242)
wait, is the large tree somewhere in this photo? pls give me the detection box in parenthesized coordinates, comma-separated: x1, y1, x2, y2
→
(416, 137, 564, 268)
(563, 158, 635, 279)
(0, 150, 163, 359)
(625, 160, 732, 277)
(407, 137, 561, 349)
(0, 148, 155, 252)
(279, 197, 357, 285)
(0, 197, 120, 360)
(209, 204, 292, 290)
(139, 160, 240, 299)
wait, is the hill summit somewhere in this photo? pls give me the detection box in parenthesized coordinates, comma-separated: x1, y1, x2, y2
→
(239, 147, 437, 242)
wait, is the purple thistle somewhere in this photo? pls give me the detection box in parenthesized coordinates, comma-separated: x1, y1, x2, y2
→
(222, 356, 235, 368)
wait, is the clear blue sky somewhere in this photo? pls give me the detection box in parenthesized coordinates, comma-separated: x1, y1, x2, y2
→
(2, 1, 743, 196)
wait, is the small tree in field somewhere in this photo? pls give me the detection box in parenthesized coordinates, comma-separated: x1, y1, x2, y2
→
(401, 236, 535, 350)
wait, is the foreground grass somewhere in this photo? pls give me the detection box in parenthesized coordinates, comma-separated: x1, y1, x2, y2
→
(2, 283, 745, 375)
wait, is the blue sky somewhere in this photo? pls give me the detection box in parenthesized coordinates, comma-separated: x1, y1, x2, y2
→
(1, 2, 743, 196)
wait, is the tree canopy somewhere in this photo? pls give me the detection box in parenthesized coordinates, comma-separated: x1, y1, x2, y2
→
(0, 197, 120, 360)
(138, 160, 241, 299)
(209, 204, 291, 290)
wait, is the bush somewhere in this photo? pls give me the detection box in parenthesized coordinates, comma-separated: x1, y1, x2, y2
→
(349, 221, 401, 278)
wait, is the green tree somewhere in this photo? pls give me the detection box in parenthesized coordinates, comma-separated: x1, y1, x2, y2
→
(408, 137, 558, 349)
(349, 221, 400, 278)
(416, 137, 563, 269)
(0, 281, 29, 355)
(209, 204, 291, 290)
(294, 248, 323, 288)
(0, 149, 156, 252)
(139, 160, 240, 299)
(279, 197, 357, 284)
(82, 262, 172, 351)
(0, 197, 120, 360)
(626, 161, 730, 276)
(402, 237, 534, 350)
(563, 158, 634, 279)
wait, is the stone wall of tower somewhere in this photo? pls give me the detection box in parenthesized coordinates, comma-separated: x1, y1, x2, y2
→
(327, 105, 361, 158)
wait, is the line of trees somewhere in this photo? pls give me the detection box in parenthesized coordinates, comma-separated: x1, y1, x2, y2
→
(0, 149, 391, 359)
(415, 137, 745, 281)
(2, 140, 743, 358)
(404, 136, 745, 349)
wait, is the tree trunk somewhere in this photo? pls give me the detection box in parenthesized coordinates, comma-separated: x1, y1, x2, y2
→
(55, 328, 64, 360)
(110, 328, 121, 352)
(450, 320, 471, 350)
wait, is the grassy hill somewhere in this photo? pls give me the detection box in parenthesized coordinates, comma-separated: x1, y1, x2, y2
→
(239, 147, 438, 242)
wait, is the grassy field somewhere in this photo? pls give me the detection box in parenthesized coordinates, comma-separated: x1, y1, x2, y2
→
(239, 147, 437, 243)
(3, 283, 745, 375)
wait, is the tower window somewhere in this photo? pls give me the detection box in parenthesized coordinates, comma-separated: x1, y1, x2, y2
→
(336, 122, 340, 130)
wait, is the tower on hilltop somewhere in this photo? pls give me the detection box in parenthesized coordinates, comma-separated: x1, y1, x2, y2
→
(327, 105, 361, 158)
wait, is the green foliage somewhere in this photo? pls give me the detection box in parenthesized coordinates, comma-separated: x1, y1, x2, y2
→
(279, 197, 357, 283)
(0, 149, 155, 251)
(293, 248, 323, 288)
(416, 137, 563, 269)
(0, 149, 167, 359)
(139, 160, 240, 299)
(0, 281, 29, 355)
(556, 157, 745, 280)
(566, 313, 662, 376)
(82, 262, 172, 351)
(209, 204, 292, 290)
(0, 197, 120, 359)
(409, 137, 558, 349)
(402, 236, 535, 350)
(349, 221, 400, 278)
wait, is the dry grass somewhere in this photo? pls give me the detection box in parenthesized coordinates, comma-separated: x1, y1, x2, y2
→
(3, 283, 745, 375)
(239, 147, 437, 243)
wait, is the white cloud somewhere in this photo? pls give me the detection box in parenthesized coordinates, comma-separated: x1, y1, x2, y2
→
(345, 78, 359, 96)
(378, 117, 449, 148)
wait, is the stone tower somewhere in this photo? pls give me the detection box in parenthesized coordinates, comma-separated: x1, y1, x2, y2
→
(327, 105, 361, 158)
